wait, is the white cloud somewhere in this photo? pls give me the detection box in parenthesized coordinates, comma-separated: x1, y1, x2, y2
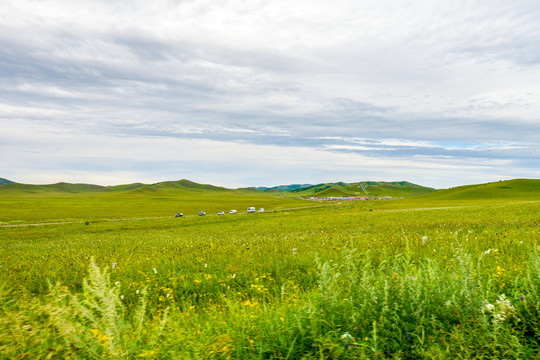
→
(1, 0, 540, 187)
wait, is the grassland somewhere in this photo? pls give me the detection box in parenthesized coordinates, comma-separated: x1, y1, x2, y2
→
(1, 179, 540, 358)
(0, 180, 309, 224)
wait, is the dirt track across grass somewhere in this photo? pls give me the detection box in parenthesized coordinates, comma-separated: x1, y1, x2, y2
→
(0, 202, 342, 228)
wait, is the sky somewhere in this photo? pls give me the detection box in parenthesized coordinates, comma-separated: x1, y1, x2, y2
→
(1, 0, 540, 189)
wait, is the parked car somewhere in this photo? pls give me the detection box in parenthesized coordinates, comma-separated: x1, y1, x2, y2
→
(218, 211, 225, 215)
(175, 213, 183, 217)
(198, 211, 206, 216)
(247, 207, 256, 213)
(258, 208, 264, 212)
(229, 210, 237, 214)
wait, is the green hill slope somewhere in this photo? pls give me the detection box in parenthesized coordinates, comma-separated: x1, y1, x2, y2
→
(151, 179, 231, 192)
(312, 186, 351, 197)
(0, 182, 110, 194)
(361, 181, 436, 197)
(421, 179, 540, 200)
(0, 179, 232, 195)
(287, 181, 435, 197)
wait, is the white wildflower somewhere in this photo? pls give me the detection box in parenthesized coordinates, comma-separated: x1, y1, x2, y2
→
(494, 294, 516, 324)
(485, 249, 491, 254)
(341, 332, 354, 342)
(112, 262, 117, 269)
(422, 236, 427, 244)
(153, 268, 157, 274)
(486, 294, 517, 325)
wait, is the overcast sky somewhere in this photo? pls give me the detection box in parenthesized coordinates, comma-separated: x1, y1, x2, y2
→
(2, 0, 540, 188)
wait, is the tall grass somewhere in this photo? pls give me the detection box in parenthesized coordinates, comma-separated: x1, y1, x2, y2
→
(1, 246, 539, 358)
(2, 201, 540, 358)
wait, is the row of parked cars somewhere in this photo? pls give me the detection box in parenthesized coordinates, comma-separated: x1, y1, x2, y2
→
(175, 207, 264, 218)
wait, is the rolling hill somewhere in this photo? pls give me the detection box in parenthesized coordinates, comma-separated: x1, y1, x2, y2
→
(278, 181, 436, 198)
(258, 184, 312, 192)
(0, 179, 232, 195)
(0, 182, 110, 193)
(3, 178, 538, 201)
(420, 179, 540, 200)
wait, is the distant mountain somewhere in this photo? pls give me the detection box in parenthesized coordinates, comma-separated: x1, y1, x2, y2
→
(152, 179, 231, 192)
(0, 178, 15, 185)
(268, 181, 436, 198)
(258, 184, 312, 192)
(0, 179, 233, 194)
(122, 179, 232, 194)
(1, 177, 538, 200)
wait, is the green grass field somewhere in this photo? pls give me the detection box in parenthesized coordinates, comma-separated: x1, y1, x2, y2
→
(1, 179, 540, 358)
(0, 180, 310, 224)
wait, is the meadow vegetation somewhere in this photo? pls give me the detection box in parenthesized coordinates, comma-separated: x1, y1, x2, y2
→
(1, 180, 540, 358)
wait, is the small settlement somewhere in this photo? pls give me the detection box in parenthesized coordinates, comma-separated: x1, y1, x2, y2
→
(309, 196, 395, 201)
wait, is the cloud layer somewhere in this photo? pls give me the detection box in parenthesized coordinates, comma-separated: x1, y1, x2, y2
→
(2, 0, 540, 188)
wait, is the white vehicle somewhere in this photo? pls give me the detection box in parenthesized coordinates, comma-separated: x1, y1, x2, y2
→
(229, 210, 237, 214)
(247, 207, 256, 213)
(258, 208, 264, 212)
(218, 211, 225, 215)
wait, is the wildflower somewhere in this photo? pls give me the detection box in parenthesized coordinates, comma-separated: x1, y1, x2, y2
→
(341, 332, 354, 342)
(136, 289, 140, 294)
(153, 268, 157, 274)
(292, 248, 297, 254)
(493, 294, 516, 323)
(485, 249, 491, 254)
(422, 236, 427, 244)
(112, 262, 117, 269)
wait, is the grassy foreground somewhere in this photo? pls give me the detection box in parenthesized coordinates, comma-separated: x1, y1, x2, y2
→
(1, 197, 540, 358)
